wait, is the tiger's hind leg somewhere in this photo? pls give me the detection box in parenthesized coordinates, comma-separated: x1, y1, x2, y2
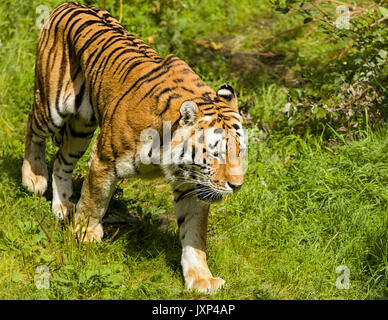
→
(52, 115, 97, 219)
(22, 110, 50, 195)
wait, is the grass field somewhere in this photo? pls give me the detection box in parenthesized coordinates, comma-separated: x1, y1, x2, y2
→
(0, 0, 387, 299)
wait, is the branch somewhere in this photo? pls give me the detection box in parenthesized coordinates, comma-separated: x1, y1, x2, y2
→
(119, 0, 123, 23)
(254, 19, 318, 46)
(371, 16, 388, 27)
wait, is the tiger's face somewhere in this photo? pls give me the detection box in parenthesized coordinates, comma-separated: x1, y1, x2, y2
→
(168, 85, 246, 203)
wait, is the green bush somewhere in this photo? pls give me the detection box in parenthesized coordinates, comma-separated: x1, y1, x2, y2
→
(270, 0, 387, 138)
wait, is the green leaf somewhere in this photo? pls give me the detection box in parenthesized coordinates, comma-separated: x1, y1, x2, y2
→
(304, 17, 313, 24)
(378, 49, 387, 59)
(11, 273, 24, 283)
(54, 276, 73, 285)
(107, 274, 124, 286)
(275, 7, 290, 14)
(316, 108, 326, 119)
(378, 7, 388, 18)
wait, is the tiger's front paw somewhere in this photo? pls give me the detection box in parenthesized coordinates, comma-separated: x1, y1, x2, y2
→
(52, 200, 74, 219)
(186, 275, 226, 294)
(73, 223, 104, 242)
(22, 159, 48, 195)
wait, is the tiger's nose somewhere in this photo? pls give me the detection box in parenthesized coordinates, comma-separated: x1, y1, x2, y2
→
(227, 182, 243, 192)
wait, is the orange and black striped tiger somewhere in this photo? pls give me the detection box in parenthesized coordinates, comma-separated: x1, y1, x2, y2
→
(22, 2, 246, 294)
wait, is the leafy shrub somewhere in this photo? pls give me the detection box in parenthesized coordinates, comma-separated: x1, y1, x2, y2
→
(270, 0, 387, 138)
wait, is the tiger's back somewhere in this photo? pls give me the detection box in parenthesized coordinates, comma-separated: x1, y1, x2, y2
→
(33, 2, 190, 142)
(23, 2, 245, 294)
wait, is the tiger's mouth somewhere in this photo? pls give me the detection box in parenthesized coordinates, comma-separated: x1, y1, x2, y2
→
(195, 184, 230, 203)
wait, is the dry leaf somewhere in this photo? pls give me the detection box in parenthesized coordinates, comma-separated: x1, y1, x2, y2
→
(210, 41, 223, 50)
(148, 35, 155, 45)
(196, 40, 223, 51)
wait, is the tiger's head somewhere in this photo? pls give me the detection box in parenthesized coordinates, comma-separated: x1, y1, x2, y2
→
(167, 85, 246, 203)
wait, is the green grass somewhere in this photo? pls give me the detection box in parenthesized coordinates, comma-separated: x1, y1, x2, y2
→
(0, 0, 387, 300)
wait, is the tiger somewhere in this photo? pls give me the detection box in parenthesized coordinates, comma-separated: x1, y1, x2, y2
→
(22, 2, 246, 294)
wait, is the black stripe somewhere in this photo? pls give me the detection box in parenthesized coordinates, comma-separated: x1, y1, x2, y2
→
(158, 94, 182, 116)
(90, 55, 107, 91)
(68, 152, 83, 159)
(217, 104, 233, 109)
(113, 53, 150, 76)
(68, 124, 94, 138)
(54, 173, 63, 180)
(181, 68, 194, 74)
(75, 83, 85, 110)
(57, 152, 73, 166)
(92, 70, 105, 117)
(88, 34, 124, 74)
(84, 46, 102, 71)
(31, 112, 48, 136)
(73, 27, 96, 47)
(221, 110, 239, 116)
(119, 59, 151, 83)
(30, 123, 47, 140)
(102, 46, 133, 72)
(111, 48, 140, 71)
(76, 28, 114, 58)
(137, 44, 152, 50)
(140, 80, 165, 101)
(72, 19, 106, 47)
(114, 56, 181, 110)
(175, 188, 196, 202)
(230, 115, 241, 121)
(41, 3, 73, 41)
(155, 86, 178, 103)
(195, 81, 206, 87)
(41, 5, 74, 66)
(196, 102, 214, 107)
(177, 216, 185, 228)
(181, 86, 194, 94)
(46, 14, 82, 77)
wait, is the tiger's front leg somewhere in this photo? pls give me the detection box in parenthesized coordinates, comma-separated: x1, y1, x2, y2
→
(174, 195, 225, 294)
(73, 138, 119, 242)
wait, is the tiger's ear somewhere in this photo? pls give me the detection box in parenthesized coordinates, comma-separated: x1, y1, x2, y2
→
(180, 100, 198, 126)
(217, 85, 237, 110)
